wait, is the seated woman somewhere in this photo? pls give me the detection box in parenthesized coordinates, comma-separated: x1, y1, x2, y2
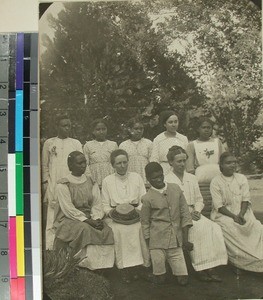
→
(53, 151, 114, 270)
(210, 152, 263, 273)
(101, 149, 150, 282)
(165, 146, 228, 281)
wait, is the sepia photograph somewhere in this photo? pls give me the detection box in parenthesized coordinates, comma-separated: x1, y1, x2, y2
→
(39, 1, 263, 299)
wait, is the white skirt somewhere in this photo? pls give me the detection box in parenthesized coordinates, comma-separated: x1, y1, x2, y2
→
(105, 218, 150, 269)
(77, 245, 115, 270)
(188, 215, 228, 271)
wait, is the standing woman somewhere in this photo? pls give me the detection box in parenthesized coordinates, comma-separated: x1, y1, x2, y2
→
(101, 149, 150, 282)
(41, 115, 83, 250)
(185, 117, 226, 217)
(165, 146, 227, 282)
(150, 110, 188, 175)
(53, 151, 114, 270)
(83, 119, 118, 187)
(119, 118, 152, 183)
(210, 152, 263, 273)
(186, 117, 225, 182)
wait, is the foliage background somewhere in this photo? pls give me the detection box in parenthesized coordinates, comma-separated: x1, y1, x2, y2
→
(40, 0, 262, 171)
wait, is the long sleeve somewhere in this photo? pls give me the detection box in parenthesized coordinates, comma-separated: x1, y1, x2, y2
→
(83, 143, 92, 177)
(240, 175, 251, 203)
(41, 139, 51, 183)
(147, 140, 153, 159)
(137, 175, 147, 210)
(218, 138, 226, 156)
(179, 193, 193, 228)
(150, 139, 159, 162)
(75, 140, 83, 153)
(185, 142, 195, 174)
(193, 180, 204, 212)
(90, 183, 104, 220)
(56, 183, 87, 222)
(210, 178, 224, 210)
(101, 179, 112, 215)
(140, 198, 151, 240)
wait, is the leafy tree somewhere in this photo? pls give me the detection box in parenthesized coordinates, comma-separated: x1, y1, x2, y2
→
(40, 2, 201, 141)
(146, 0, 262, 156)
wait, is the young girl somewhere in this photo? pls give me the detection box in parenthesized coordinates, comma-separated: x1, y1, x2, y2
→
(119, 118, 152, 183)
(185, 117, 226, 217)
(83, 119, 118, 187)
(186, 117, 225, 183)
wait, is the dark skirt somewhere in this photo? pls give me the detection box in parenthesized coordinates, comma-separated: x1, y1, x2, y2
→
(55, 218, 114, 254)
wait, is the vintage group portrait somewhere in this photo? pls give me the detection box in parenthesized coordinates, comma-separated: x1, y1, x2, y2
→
(39, 1, 263, 299)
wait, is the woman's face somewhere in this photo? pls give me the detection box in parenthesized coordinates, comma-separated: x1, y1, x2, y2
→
(221, 156, 237, 177)
(164, 115, 179, 134)
(113, 154, 128, 175)
(70, 154, 87, 177)
(93, 122, 107, 141)
(198, 121, 213, 140)
(170, 153, 187, 175)
(129, 123, 144, 141)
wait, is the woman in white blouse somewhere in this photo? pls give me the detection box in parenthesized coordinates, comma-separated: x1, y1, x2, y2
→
(150, 110, 188, 175)
(102, 149, 150, 282)
(165, 146, 227, 282)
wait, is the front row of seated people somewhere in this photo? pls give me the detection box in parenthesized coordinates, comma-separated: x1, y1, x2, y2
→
(53, 148, 263, 285)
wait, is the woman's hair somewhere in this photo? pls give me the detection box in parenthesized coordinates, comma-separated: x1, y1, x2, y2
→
(67, 151, 84, 171)
(91, 118, 108, 131)
(127, 117, 143, 129)
(110, 149, 129, 166)
(219, 152, 235, 172)
(196, 117, 214, 130)
(166, 145, 187, 162)
(145, 162, 163, 179)
(160, 110, 178, 126)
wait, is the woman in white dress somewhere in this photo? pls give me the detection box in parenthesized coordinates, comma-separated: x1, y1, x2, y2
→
(186, 117, 225, 217)
(165, 146, 228, 281)
(150, 110, 188, 175)
(186, 117, 225, 182)
(41, 115, 83, 250)
(210, 152, 263, 273)
(83, 119, 118, 187)
(119, 118, 152, 184)
(101, 149, 150, 282)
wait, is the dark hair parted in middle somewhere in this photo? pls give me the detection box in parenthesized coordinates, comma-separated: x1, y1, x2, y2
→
(110, 149, 129, 166)
(159, 110, 178, 126)
(145, 162, 163, 179)
(166, 145, 187, 162)
(67, 151, 85, 171)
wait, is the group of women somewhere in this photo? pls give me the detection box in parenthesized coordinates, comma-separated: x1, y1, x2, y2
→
(42, 110, 263, 284)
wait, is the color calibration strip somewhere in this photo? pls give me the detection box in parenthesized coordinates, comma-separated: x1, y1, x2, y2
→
(0, 34, 10, 300)
(0, 33, 41, 300)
